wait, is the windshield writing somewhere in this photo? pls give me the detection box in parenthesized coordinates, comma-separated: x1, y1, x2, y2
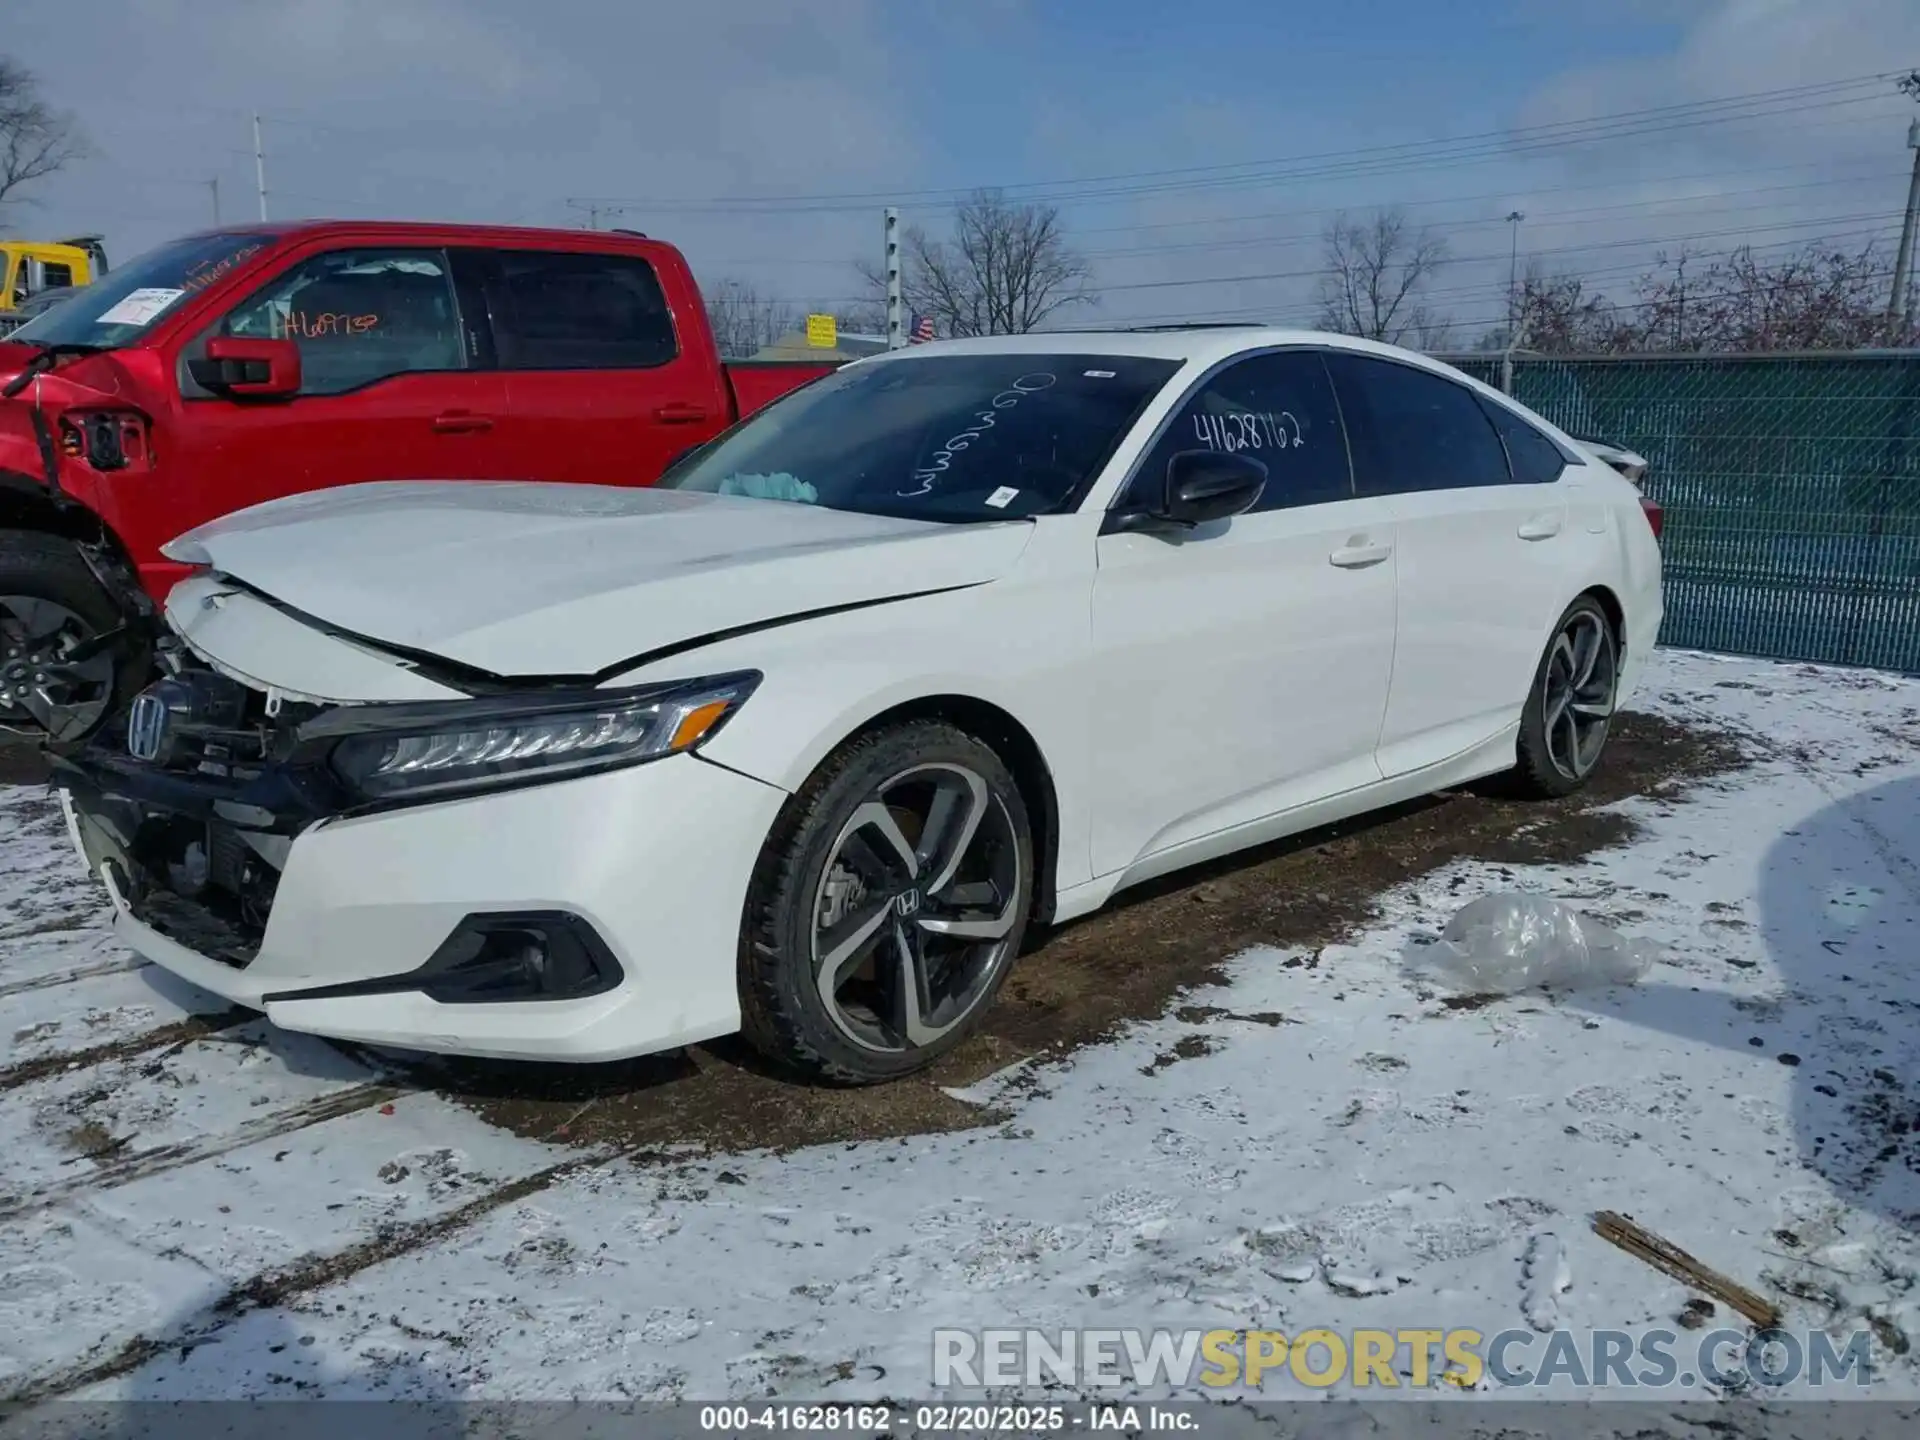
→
(660, 353, 1178, 523)
(12, 232, 280, 348)
(900, 371, 1059, 498)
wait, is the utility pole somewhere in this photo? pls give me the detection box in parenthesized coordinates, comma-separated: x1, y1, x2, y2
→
(1505, 210, 1524, 341)
(208, 176, 221, 226)
(252, 113, 268, 222)
(884, 207, 904, 349)
(1888, 72, 1920, 324)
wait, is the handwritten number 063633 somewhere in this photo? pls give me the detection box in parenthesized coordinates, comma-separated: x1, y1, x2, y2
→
(897, 373, 1058, 498)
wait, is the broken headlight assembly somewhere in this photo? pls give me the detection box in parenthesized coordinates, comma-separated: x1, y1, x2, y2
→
(324, 671, 760, 802)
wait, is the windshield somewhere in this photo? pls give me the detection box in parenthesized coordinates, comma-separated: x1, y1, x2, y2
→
(11, 231, 278, 348)
(659, 352, 1180, 522)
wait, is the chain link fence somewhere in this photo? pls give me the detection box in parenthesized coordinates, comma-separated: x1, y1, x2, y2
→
(1434, 351, 1920, 674)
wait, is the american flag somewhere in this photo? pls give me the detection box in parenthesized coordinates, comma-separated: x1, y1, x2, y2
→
(909, 315, 935, 344)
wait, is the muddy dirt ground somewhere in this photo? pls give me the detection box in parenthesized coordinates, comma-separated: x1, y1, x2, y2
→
(0, 711, 1741, 1164)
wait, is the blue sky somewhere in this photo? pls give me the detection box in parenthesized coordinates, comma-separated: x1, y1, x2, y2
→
(7, 0, 1916, 343)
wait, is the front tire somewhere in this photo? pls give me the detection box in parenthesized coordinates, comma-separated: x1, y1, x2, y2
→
(0, 531, 145, 746)
(738, 720, 1034, 1085)
(1506, 595, 1620, 800)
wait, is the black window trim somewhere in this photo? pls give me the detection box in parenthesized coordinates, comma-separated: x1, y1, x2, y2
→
(180, 243, 475, 402)
(1097, 343, 1358, 520)
(1323, 348, 1523, 498)
(472, 245, 682, 374)
(1473, 388, 1586, 479)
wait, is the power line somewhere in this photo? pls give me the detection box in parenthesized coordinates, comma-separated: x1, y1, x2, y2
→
(964, 208, 1909, 300)
(569, 77, 1909, 218)
(1086, 233, 1905, 329)
(691, 167, 1904, 272)
(1065, 139, 1902, 239)
(585, 96, 1895, 222)
(569, 70, 1904, 214)
(732, 223, 1905, 317)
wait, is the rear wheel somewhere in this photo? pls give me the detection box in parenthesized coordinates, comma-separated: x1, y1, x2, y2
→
(738, 721, 1034, 1084)
(1506, 595, 1619, 800)
(0, 531, 144, 746)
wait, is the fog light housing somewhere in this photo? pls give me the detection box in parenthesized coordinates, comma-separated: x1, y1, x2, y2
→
(419, 913, 621, 1003)
(260, 910, 623, 1006)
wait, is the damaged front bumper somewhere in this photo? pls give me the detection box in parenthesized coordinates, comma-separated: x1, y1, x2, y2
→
(54, 668, 790, 1063)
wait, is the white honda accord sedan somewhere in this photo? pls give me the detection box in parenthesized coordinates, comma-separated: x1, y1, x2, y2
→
(55, 328, 1661, 1083)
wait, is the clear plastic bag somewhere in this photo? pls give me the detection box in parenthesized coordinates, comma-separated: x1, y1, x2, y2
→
(1405, 891, 1658, 996)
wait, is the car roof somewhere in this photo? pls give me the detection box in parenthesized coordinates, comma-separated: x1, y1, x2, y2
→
(857, 326, 1470, 372)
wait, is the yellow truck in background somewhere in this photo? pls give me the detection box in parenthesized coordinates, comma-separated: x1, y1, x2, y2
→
(1, 236, 108, 316)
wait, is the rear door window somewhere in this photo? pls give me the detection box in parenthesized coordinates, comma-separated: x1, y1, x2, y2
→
(485, 250, 678, 370)
(215, 248, 467, 396)
(1324, 352, 1511, 496)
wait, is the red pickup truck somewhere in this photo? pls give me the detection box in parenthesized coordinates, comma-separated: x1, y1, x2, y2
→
(0, 220, 839, 741)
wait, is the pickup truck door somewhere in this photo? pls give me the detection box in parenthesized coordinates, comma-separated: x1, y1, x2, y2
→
(149, 245, 515, 549)
(454, 246, 732, 487)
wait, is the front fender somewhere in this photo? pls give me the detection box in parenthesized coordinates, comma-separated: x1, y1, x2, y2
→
(616, 572, 1097, 894)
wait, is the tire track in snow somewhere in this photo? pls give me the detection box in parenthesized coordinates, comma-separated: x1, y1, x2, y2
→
(0, 953, 147, 1000)
(2, 1148, 614, 1405)
(0, 1081, 401, 1221)
(0, 1007, 253, 1092)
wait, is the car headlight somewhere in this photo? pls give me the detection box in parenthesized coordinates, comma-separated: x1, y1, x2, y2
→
(326, 672, 759, 801)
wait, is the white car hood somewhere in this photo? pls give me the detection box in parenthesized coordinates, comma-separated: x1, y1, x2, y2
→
(163, 481, 1033, 678)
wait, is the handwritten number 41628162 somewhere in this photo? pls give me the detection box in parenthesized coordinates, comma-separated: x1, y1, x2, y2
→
(1194, 410, 1303, 454)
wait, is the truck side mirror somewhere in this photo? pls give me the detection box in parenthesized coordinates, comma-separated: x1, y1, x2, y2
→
(190, 337, 302, 399)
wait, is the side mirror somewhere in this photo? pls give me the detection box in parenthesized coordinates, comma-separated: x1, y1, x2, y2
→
(1106, 449, 1267, 534)
(1165, 449, 1268, 525)
(189, 336, 302, 399)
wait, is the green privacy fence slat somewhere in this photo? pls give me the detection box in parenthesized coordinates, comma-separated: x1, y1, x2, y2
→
(1433, 352, 1920, 674)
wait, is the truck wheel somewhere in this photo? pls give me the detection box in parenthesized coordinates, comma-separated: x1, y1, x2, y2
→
(0, 531, 144, 746)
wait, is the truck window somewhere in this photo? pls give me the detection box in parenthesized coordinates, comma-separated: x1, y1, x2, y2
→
(487, 250, 677, 370)
(215, 248, 467, 396)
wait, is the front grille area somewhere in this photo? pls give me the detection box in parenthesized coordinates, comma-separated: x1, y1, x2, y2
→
(113, 812, 282, 969)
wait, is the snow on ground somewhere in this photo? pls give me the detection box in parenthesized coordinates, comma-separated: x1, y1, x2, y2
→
(1, 648, 1918, 1406)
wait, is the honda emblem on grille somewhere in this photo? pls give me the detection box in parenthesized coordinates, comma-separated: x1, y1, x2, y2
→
(126, 690, 169, 762)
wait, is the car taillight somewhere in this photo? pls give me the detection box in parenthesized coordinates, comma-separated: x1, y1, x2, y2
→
(1638, 494, 1663, 541)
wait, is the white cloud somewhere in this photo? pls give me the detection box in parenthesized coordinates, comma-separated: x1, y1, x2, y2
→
(5, 0, 1915, 340)
(12, 0, 924, 312)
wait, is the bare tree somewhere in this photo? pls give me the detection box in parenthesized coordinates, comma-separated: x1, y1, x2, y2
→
(859, 190, 1094, 338)
(0, 58, 85, 219)
(1628, 240, 1908, 351)
(1480, 239, 1913, 355)
(703, 278, 800, 359)
(1482, 262, 1624, 354)
(831, 300, 888, 336)
(1315, 208, 1449, 344)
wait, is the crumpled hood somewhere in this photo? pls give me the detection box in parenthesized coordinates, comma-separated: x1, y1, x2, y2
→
(163, 481, 1033, 678)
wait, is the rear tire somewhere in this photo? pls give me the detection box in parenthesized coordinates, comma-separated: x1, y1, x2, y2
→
(738, 720, 1034, 1085)
(0, 530, 146, 747)
(1505, 594, 1620, 800)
